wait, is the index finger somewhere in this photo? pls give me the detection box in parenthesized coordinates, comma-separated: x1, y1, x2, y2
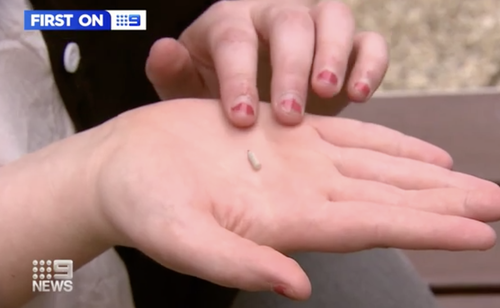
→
(306, 115, 453, 168)
(209, 18, 260, 128)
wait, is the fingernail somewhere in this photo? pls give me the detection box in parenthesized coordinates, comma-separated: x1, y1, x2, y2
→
(318, 70, 338, 86)
(279, 94, 303, 115)
(231, 97, 255, 116)
(354, 82, 371, 97)
(272, 285, 292, 298)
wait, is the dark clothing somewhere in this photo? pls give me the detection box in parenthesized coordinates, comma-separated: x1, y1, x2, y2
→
(28, 1, 238, 307)
(29, 0, 215, 131)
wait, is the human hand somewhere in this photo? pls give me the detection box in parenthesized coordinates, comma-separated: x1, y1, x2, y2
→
(94, 99, 499, 300)
(145, 0, 388, 127)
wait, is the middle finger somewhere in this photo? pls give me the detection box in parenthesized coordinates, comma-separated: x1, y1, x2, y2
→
(257, 6, 315, 125)
(310, 1, 355, 98)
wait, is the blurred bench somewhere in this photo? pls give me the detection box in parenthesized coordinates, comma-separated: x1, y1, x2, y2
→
(405, 221, 500, 308)
(338, 88, 500, 307)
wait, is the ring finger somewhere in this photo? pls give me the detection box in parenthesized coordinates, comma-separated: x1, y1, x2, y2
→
(310, 1, 356, 98)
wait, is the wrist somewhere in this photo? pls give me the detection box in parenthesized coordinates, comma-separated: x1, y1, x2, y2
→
(49, 123, 119, 249)
(0, 123, 115, 307)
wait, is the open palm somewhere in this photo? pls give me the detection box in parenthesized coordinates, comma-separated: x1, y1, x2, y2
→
(99, 99, 500, 300)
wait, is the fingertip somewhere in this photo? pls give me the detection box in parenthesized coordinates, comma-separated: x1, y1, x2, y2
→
(345, 32, 389, 103)
(429, 215, 497, 251)
(463, 187, 500, 222)
(483, 225, 497, 250)
(435, 150, 454, 170)
(225, 97, 258, 128)
(145, 38, 202, 100)
(410, 137, 454, 169)
(228, 112, 257, 128)
(347, 81, 372, 103)
(272, 110, 304, 126)
(203, 230, 311, 298)
(311, 70, 342, 99)
(311, 80, 340, 99)
(148, 37, 178, 58)
(470, 222, 496, 251)
(265, 253, 311, 300)
(243, 246, 311, 300)
(272, 95, 305, 126)
(146, 38, 187, 80)
(273, 281, 311, 301)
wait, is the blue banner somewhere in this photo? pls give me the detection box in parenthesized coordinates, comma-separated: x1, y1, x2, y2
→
(24, 10, 147, 31)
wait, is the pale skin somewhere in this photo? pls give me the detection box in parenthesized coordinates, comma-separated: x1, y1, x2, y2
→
(1, 99, 500, 308)
(1, 1, 498, 307)
(146, 0, 388, 123)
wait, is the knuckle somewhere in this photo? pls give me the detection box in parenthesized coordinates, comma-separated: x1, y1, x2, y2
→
(356, 31, 389, 57)
(222, 78, 257, 95)
(316, 0, 353, 17)
(357, 31, 387, 45)
(148, 38, 183, 64)
(269, 6, 313, 29)
(212, 23, 257, 47)
(316, 43, 350, 64)
(355, 32, 390, 64)
(327, 56, 346, 70)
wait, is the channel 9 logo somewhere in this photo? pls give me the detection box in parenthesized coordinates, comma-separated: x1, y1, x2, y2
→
(115, 14, 141, 27)
(32, 259, 73, 293)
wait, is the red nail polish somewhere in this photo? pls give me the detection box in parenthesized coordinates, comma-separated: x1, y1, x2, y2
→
(231, 103, 244, 112)
(280, 98, 302, 114)
(231, 103, 255, 116)
(244, 104, 255, 116)
(272, 285, 289, 297)
(354, 82, 371, 97)
(318, 70, 338, 86)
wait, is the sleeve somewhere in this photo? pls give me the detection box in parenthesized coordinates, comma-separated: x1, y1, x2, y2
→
(0, 0, 75, 166)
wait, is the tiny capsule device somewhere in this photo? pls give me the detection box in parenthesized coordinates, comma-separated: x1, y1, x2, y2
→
(247, 150, 261, 171)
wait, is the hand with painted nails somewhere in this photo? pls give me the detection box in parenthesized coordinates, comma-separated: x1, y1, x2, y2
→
(145, 0, 388, 127)
(67, 100, 500, 299)
(3, 98, 500, 306)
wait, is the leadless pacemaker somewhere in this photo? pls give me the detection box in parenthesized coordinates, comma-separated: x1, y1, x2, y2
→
(247, 150, 261, 171)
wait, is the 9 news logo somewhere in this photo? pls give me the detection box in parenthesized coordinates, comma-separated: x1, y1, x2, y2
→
(115, 14, 141, 27)
(32, 259, 73, 293)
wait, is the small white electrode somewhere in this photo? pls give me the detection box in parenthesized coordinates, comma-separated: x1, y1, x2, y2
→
(247, 150, 261, 171)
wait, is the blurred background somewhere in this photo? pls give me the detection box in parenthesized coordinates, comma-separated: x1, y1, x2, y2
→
(345, 0, 500, 92)
(337, 3, 500, 306)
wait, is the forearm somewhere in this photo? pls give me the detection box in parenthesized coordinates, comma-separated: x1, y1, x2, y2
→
(0, 125, 113, 308)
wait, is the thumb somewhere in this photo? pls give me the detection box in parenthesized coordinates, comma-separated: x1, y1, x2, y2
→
(145, 38, 205, 100)
(143, 215, 311, 300)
